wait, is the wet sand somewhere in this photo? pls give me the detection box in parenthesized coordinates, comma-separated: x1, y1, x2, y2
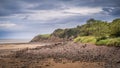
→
(0, 43, 45, 50)
(0, 43, 46, 56)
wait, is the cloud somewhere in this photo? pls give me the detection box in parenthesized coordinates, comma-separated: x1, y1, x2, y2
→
(0, 21, 16, 28)
(25, 10, 73, 21)
(64, 7, 103, 15)
(0, 0, 120, 39)
(25, 7, 103, 21)
(73, 0, 120, 7)
(0, 0, 120, 17)
(28, 3, 61, 10)
(0, 0, 21, 16)
(103, 7, 120, 16)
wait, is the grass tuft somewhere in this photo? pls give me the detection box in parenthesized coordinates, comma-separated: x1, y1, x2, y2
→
(74, 36, 97, 44)
(38, 34, 51, 39)
(74, 36, 120, 46)
(96, 38, 120, 46)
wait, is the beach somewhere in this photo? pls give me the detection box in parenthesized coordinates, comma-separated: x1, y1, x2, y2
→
(0, 42, 119, 68)
(0, 42, 50, 56)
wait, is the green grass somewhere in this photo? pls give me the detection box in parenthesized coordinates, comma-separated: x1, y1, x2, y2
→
(74, 36, 97, 44)
(74, 36, 120, 46)
(38, 34, 51, 39)
(96, 38, 120, 46)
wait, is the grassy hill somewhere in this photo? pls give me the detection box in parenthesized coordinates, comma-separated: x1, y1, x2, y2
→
(31, 18, 120, 46)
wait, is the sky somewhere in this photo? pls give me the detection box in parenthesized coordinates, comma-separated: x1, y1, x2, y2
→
(0, 0, 120, 39)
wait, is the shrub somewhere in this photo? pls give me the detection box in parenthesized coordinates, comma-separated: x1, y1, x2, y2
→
(96, 39, 110, 45)
(74, 36, 120, 46)
(38, 34, 51, 39)
(96, 36, 109, 41)
(74, 36, 97, 44)
(96, 38, 120, 46)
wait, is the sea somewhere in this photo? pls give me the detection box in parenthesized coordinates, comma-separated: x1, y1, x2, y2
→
(0, 39, 30, 44)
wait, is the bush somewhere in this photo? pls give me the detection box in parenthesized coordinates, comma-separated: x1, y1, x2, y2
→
(52, 29, 65, 38)
(74, 36, 97, 44)
(96, 39, 110, 45)
(96, 36, 109, 41)
(96, 38, 120, 46)
(38, 34, 51, 39)
(74, 36, 120, 46)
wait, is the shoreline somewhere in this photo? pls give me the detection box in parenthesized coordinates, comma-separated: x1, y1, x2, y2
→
(0, 39, 31, 44)
(0, 42, 120, 68)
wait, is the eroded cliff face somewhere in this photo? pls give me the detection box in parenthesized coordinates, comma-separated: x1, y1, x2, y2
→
(30, 28, 75, 43)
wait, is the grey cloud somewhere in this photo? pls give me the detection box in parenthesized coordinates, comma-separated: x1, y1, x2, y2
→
(103, 7, 120, 16)
(0, 0, 120, 39)
(0, 0, 23, 16)
(71, 0, 120, 7)
(0, 0, 64, 16)
(29, 3, 61, 10)
(0, 0, 120, 17)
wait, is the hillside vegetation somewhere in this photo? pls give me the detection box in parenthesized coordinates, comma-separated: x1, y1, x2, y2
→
(31, 18, 120, 46)
(31, 34, 51, 42)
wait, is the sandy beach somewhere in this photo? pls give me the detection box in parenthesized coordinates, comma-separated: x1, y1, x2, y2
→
(0, 43, 50, 56)
(0, 42, 119, 68)
(0, 43, 46, 50)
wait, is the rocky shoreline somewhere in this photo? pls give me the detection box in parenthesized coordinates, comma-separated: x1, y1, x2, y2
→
(0, 42, 119, 68)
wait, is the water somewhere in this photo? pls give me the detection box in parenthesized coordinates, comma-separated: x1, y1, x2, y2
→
(0, 39, 30, 44)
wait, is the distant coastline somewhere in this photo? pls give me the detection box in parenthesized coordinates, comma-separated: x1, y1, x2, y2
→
(0, 39, 30, 44)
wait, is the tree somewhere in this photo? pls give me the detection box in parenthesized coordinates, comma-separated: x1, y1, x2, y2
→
(110, 19, 120, 37)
